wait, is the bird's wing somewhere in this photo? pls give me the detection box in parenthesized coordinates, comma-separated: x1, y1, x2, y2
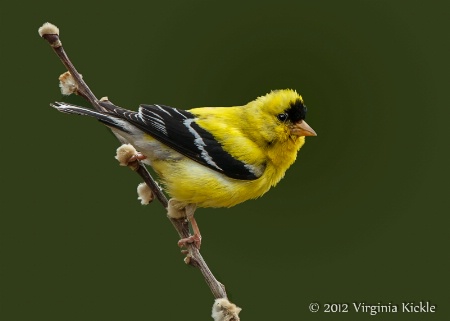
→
(107, 103, 262, 180)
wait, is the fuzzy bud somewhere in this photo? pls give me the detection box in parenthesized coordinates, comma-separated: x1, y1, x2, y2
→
(167, 199, 186, 219)
(137, 182, 154, 205)
(59, 71, 81, 96)
(38, 22, 59, 37)
(115, 144, 138, 166)
(212, 298, 241, 321)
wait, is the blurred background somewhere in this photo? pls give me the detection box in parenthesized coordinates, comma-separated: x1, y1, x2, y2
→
(1, 1, 449, 320)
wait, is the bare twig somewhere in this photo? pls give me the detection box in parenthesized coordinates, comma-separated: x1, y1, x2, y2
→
(39, 22, 227, 300)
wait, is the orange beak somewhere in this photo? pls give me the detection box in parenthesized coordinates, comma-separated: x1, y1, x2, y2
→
(290, 120, 317, 137)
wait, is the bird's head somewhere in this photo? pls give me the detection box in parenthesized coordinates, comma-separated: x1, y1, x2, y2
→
(246, 89, 317, 145)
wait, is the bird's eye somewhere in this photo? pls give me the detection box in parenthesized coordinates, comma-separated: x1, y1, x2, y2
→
(277, 113, 288, 122)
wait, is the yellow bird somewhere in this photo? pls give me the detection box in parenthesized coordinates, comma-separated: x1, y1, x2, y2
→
(51, 89, 316, 247)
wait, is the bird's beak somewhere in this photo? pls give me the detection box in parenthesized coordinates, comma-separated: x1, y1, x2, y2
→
(290, 120, 317, 137)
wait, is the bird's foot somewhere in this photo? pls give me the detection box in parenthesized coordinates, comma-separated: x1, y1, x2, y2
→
(167, 200, 201, 249)
(115, 144, 147, 170)
(178, 233, 202, 249)
(128, 152, 147, 163)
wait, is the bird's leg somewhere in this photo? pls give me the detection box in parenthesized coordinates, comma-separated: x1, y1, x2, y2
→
(179, 204, 201, 249)
(168, 200, 201, 249)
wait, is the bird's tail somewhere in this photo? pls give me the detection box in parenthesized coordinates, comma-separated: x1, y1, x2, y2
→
(51, 102, 130, 133)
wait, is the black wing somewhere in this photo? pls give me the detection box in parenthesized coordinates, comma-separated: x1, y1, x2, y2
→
(99, 101, 261, 180)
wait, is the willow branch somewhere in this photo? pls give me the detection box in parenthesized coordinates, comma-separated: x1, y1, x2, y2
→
(39, 23, 227, 300)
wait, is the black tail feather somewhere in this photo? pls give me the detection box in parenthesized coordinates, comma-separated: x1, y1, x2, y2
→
(50, 102, 130, 133)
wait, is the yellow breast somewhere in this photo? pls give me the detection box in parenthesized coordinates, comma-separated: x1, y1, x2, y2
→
(150, 136, 304, 208)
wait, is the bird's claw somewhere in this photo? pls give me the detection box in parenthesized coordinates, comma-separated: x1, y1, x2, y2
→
(128, 152, 147, 163)
(115, 144, 147, 170)
(178, 234, 202, 249)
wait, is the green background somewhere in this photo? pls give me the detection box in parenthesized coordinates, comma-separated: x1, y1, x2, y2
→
(1, 1, 449, 320)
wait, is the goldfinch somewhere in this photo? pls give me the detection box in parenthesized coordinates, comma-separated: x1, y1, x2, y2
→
(51, 89, 316, 247)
